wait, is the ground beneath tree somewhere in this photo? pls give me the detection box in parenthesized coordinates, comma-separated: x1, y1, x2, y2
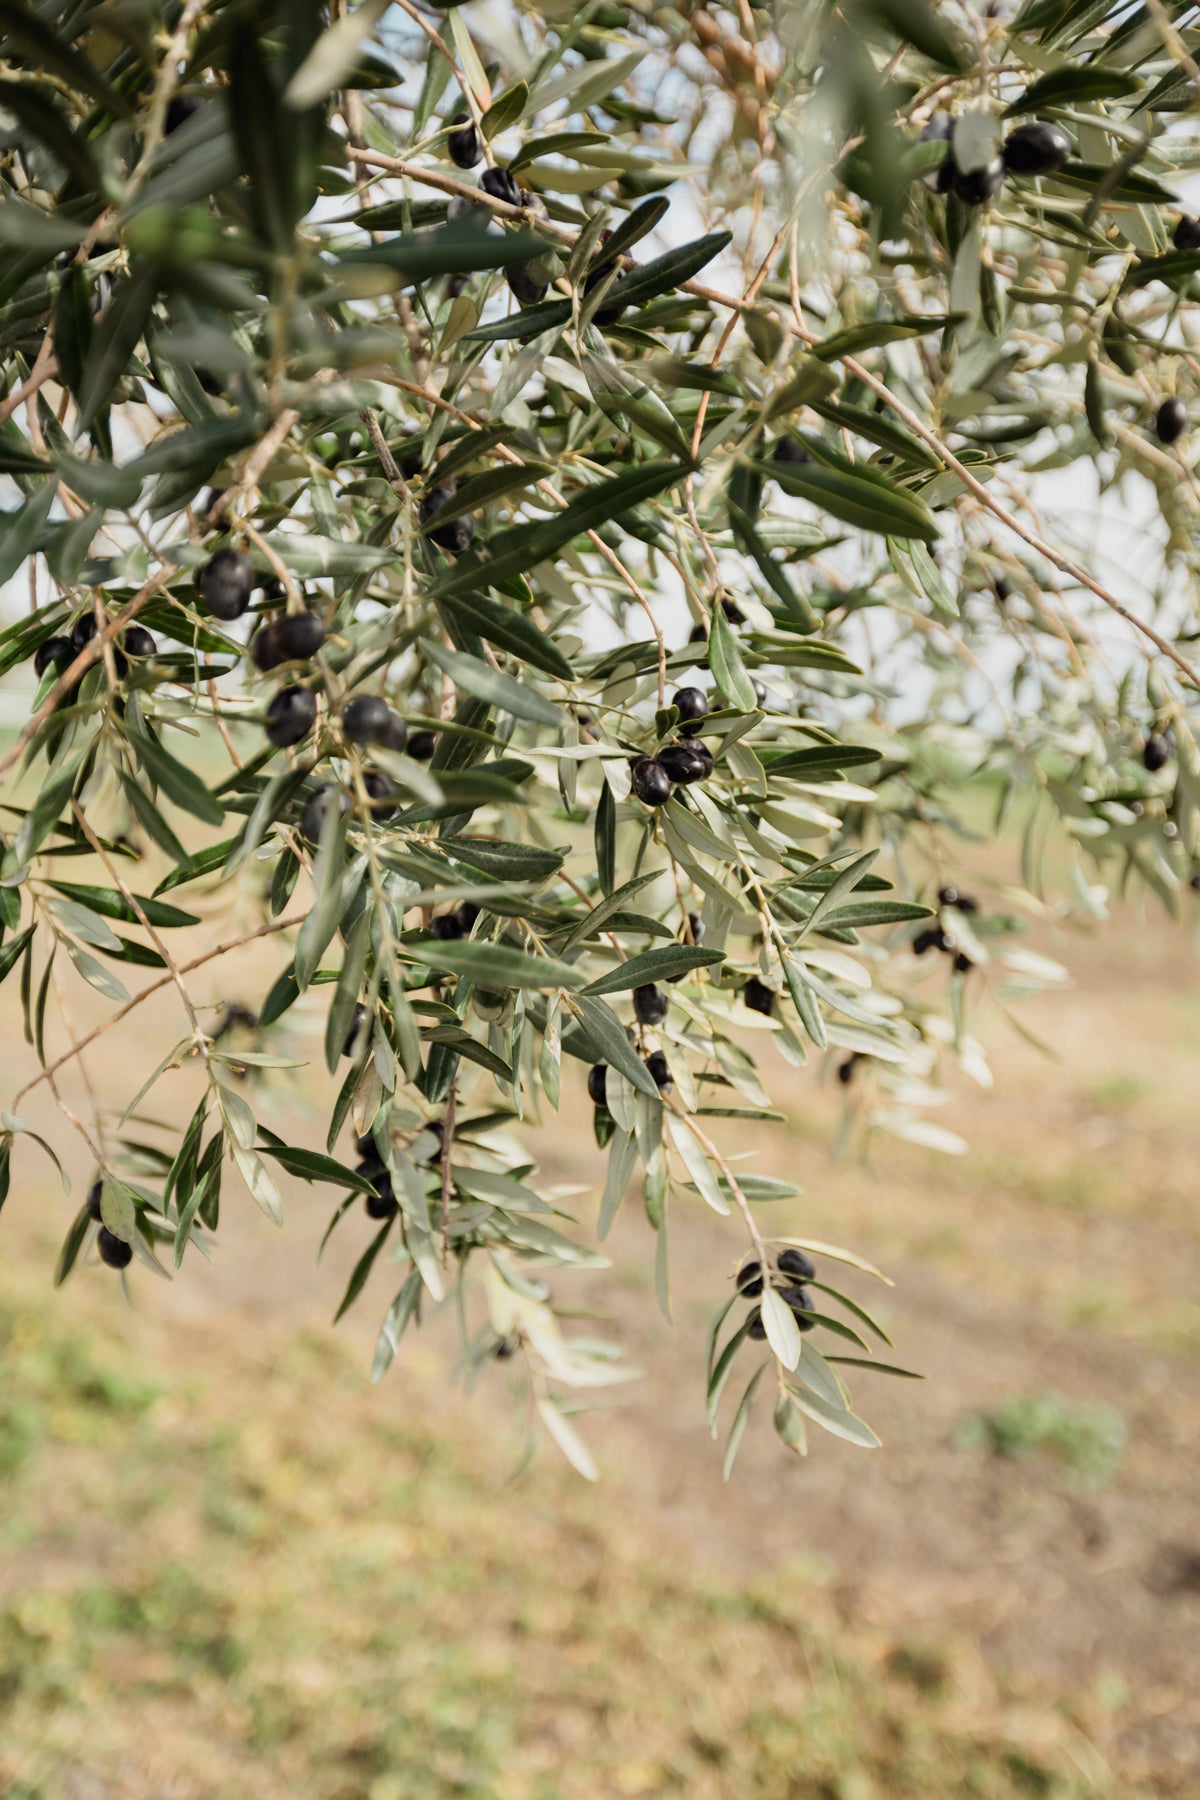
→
(0, 896, 1197, 1798)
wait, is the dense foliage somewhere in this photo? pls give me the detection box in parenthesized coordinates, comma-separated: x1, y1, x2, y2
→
(0, 0, 1197, 1474)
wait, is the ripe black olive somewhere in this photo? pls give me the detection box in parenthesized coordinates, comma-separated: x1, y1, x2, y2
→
(584, 264, 628, 325)
(737, 1258, 763, 1296)
(633, 983, 668, 1025)
(362, 770, 398, 818)
(250, 625, 286, 673)
(271, 611, 326, 661)
(97, 1227, 132, 1269)
(1002, 121, 1071, 177)
(657, 742, 708, 785)
(777, 1247, 816, 1280)
(300, 784, 349, 843)
(587, 1064, 607, 1106)
(1155, 398, 1188, 444)
(447, 113, 483, 169)
(34, 636, 71, 678)
(364, 1171, 398, 1220)
(673, 686, 708, 728)
(165, 93, 201, 134)
(779, 1285, 817, 1329)
(70, 613, 99, 652)
(123, 625, 156, 658)
(342, 1004, 367, 1058)
(747, 1308, 767, 1341)
(343, 695, 393, 745)
(507, 263, 548, 308)
(630, 757, 672, 806)
(420, 488, 475, 553)
(198, 548, 255, 620)
(772, 434, 811, 464)
(264, 686, 317, 748)
(645, 1049, 672, 1089)
(1174, 215, 1200, 252)
(431, 912, 466, 940)
(408, 729, 437, 761)
(951, 154, 1005, 206)
(479, 166, 522, 208)
(743, 977, 774, 1016)
(1143, 734, 1170, 771)
(86, 1178, 104, 1221)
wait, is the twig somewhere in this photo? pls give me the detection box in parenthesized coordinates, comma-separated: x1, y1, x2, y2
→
(14, 913, 308, 1104)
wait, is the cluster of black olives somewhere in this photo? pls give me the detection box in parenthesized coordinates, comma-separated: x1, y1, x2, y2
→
(195, 550, 326, 750)
(431, 900, 480, 941)
(914, 884, 978, 972)
(86, 1178, 133, 1271)
(630, 687, 715, 806)
(738, 1247, 818, 1341)
(921, 116, 1071, 207)
(353, 1129, 399, 1223)
(586, 963, 694, 1112)
(33, 611, 156, 688)
(193, 551, 421, 830)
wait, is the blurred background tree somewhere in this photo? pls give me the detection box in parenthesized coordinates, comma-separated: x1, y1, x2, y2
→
(0, 0, 1198, 1479)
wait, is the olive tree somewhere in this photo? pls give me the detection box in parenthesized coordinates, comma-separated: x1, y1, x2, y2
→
(0, 0, 1195, 1475)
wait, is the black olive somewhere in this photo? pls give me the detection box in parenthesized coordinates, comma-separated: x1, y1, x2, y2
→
(657, 742, 708, 785)
(507, 263, 548, 307)
(408, 729, 437, 761)
(479, 166, 522, 208)
(342, 695, 393, 745)
(198, 548, 255, 620)
(300, 785, 349, 843)
(633, 983, 668, 1025)
(743, 977, 774, 1016)
(672, 686, 708, 729)
(97, 1227, 132, 1269)
(584, 264, 628, 325)
(364, 1171, 398, 1220)
(587, 1064, 607, 1107)
(773, 434, 811, 465)
(431, 912, 465, 940)
(270, 611, 325, 661)
(362, 770, 398, 818)
(420, 488, 475, 553)
(165, 93, 201, 134)
(70, 613, 99, 653)
(264, 686, 317, 748)
(1174, 215, 1200, 252)
(1155, 398, 1188, 444)
(645, 1049, 672, 1089)
(1002, 121, 1071, 177)
(737, 1258, 763, 1296)
(447, 113, 483, 169)
(1143, 734, 1170, 771)
(122, 625, 156, 658)
(34, 636, 72, 678)
(779, 1285, 817, 1330)
(951, 154, 1005, 206)
(250, 625, 286, 673)
(630, 757, 672, 806)
(777, 1247, 816, 1280)
(86, 1178, 104, 1221)
(342, 1004, 367, 1058)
